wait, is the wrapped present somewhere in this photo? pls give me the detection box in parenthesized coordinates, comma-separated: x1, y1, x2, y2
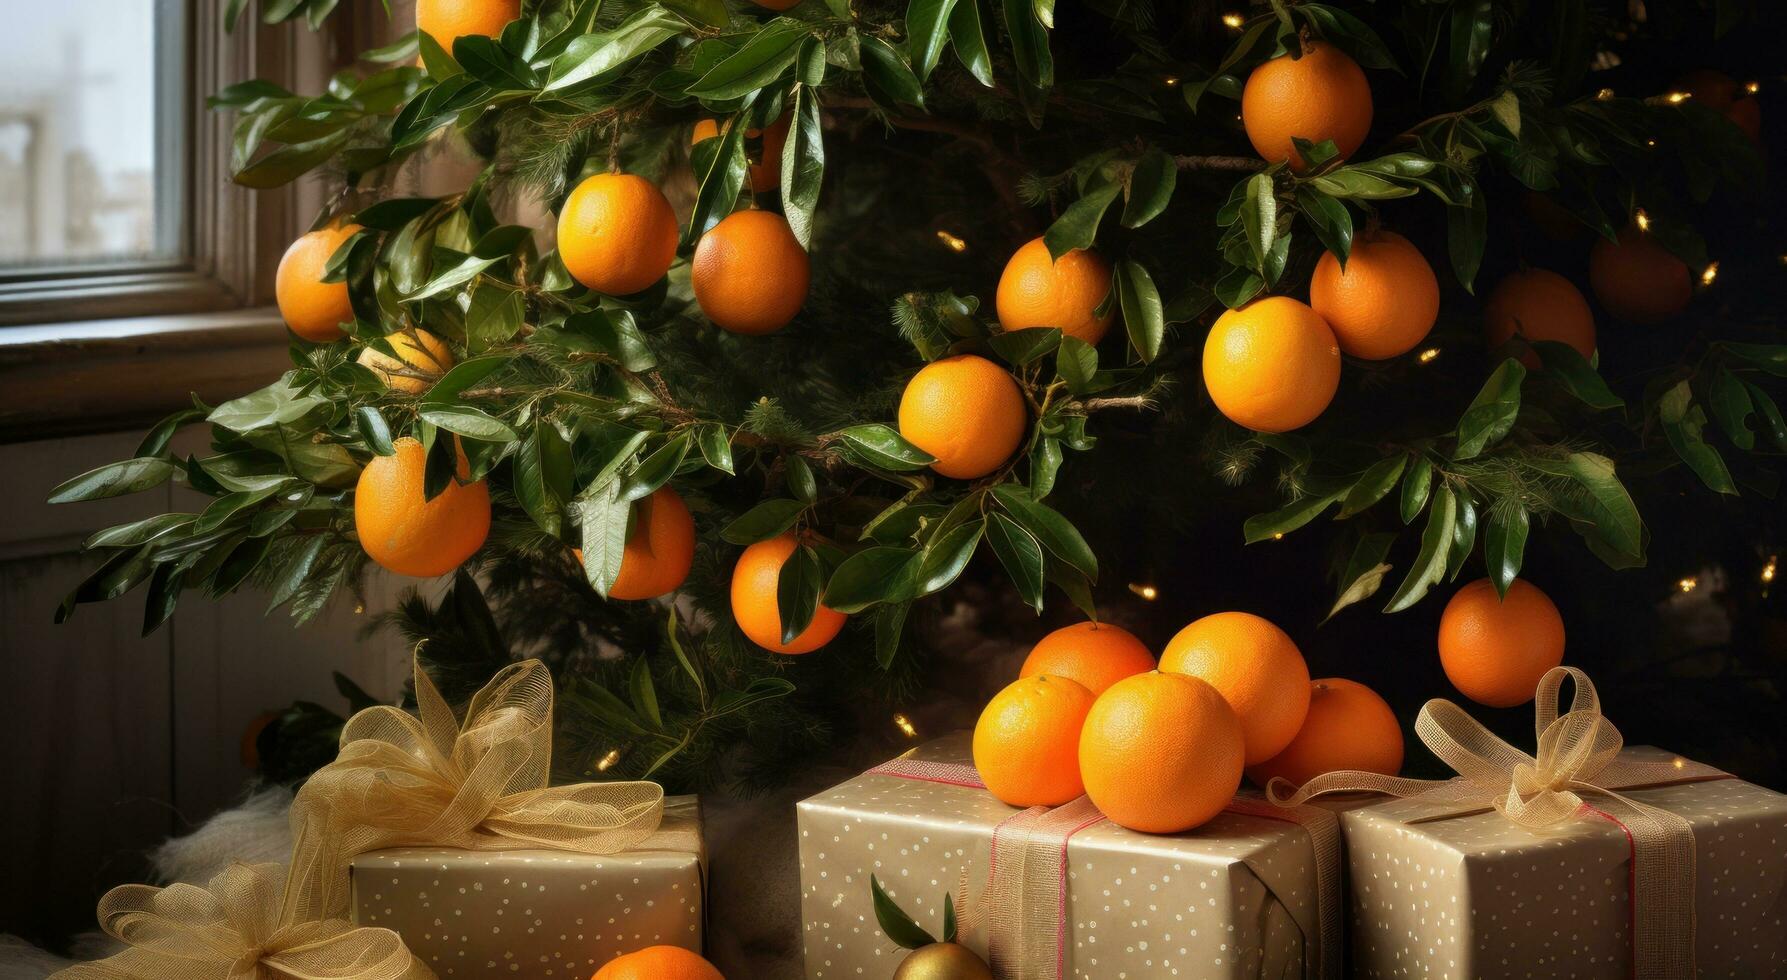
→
(797, 731, 1341, 980)
(280, 657, 701, 977)
(1272, 666, 1787, 979)
(349, 795, 705, 978)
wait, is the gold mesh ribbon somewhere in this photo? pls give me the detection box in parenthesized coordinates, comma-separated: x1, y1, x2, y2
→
(282, 657, 667, 921)
(50, 862, 433, 980)
(1266, 666, 1727, 980)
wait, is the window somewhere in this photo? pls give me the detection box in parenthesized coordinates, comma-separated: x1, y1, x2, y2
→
(0, 2, 182, 273)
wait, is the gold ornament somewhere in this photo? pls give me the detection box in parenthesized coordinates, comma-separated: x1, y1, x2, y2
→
(892, 942, 993, 980)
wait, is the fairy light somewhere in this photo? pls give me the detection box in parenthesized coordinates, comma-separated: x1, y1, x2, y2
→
(1762, 555, 1778, 584)
(935, 230, 967, 253)
(1645, 138, 1658, 148)
(1273, 532, 1285, 541)
(1745, 81, 1760, 94)
(1221, 12, 1245, 28)
(892, 713, 918, 738)
(1634, 208, 1652, 232)
(354, 602, 365, 614)
(1595, 87, 1616, 101)
(595, 748, 622, 772)
(1163, 75, 1181, 87)
(1672, 757, 1687, 770)
(1128, 582, 1159, 600)
(1664, 91, 1692, 104)
(1700, 261, 1720, 286)
(1678, 576, 1698, 593)
(1417, 347, 1441, 364)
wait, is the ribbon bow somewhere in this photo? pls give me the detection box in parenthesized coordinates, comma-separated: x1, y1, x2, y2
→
(1268, 666, 1726, 980)
(283, 657, 666, 920)
(51, 863, 433, 980)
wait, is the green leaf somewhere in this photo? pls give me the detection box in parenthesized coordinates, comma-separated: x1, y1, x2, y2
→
(943, 892, 958, 944)
(1338, 455, 1407, 518)
(1115, 260, 1164, 364)
(1446, 186, 1488, 291)
(1297, 3, 1398, 71)
(785, 455, 818, 503)
(1446, 492, 1478, 581)
(576, 480, 631, 596)
(48, 457, 177, 504)
(622, 434, 691, 501)
(1454, 359, 1525, 459)
(543, 8, 686, 93)
(695, 423, 736, 475)
(875, 601, 910, 669)
(776, 544, 823, 643)
(859, 35, 927, 108)
(1530, 341, 1624, 410)
(135, 407, 206, 459)
(421, 355, 508, 404)
(835, 424, 938, 470)
(780, 87, 825, 249)
(1122, 148, 1177, 228)
(1243, 485, 1346, 543)
(1446, 0, 1493, 96)
(1042, 176, 1120, 259)
(465, 283, 525, 352)
(86, 513, 198, 550)
(419, 404, 519, 443)
(1707, 368, 1757, 450)
(265, 534, 329, 612)
(1296, 187, 1353, 264)
(1324, 531, 1396, 622)
(1002, 0, 1052, 88)
(823, 546, 921, 613)
(721, 498, 808, 545)
(1240, 171, 1278, 272)
(665, 606, 708, 706)
(209, 378, 329, 433)
(1399, 454, 1433, 524)
(1659, 380, 1737, 495)
(688, 19, 810, 99)
(1549, 451, 1646, 559)
(984, 512, 1044, 611)
(988, 327, 1061, 366)
(947, 0, 995, 86)
(1488, 90, 1521, 137)
(686, 107, 750, 242)
(871, 874, 936, 950)
(1720, 342, 1787, 377)
(1484, 503, 1529, 598)
(991, 484, 1096, 581)
(355, 407, 396, 456)
(659, 0, 730, 29)
(906, 0, 962, 80)
(917, 520, 983, 594)
(629, 656, 663, 730)
(453, 34, 539, 90)
(1383, 485, 1457, 612)
(408, 252, 500, 301)
(1744, 382, 1787, 450)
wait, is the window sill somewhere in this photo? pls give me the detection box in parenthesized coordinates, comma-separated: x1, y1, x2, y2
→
(0, 308, 291, 444)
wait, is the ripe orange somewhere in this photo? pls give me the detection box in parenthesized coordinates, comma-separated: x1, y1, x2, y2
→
(358, 328, 455, 395)
(1017, 621, 1155, 697)
(1483, 268, 1596, 366)
(691, 210, 810, 335)
(1588, 225, 1693, 325)
(1242, 40, 1373, 169)
(692, 115, 791, 193)
(1201, 296, 1341, 433)
(354, 437, 491, 578)
(730, 533, 846, 654)
(276, 225, 361, 342)
(609, 486, 696, 600)
(896, 354, 1028, 480)
(1246, 678, 1403, 789)
(994, 238, 1115, 345)
(416, 0, 520, 50)
(972, 674, 1097, 807)
(592, 945, 723, 980)
(1079, 672, 1245, 833)
(1438, 577, 1566, 708)
(1159, 611, 1312, 764)
(556, 173, 680, 296)
(1308, 230, 1439, 360)
(1675, 69, 1762, 143)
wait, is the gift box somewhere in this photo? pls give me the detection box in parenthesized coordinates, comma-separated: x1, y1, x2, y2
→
(349, 795, 706, 978)
(1339, 746, 1787, 979)
(797, 732, 1338, 980)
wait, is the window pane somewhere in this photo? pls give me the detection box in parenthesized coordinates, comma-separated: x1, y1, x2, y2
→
(0, 2, 180, 272)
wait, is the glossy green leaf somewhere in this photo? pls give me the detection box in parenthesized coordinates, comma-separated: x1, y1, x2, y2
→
(835, 424, 938, 471)
(1659, 380, 1737, 494)
(1484, 503, 1528, 598)
(871, 874, 935, 950)
(906, 0, 961, 80)
(721, 498, 808, 545)
(543, 8, 685, 92)
(1122, 149, 1177, 228)
(776, 544, 822, 643)
(1530, 341, 1624, 410)
(1243, 485, 1346, 544)
(1115, 260, 1164, 364)
(822, 546, 921, 613)
(917, 520, 983, 595)
(991, 484, 1096, 581)
(989, 326, 1061, 366)
(1383, 485, 1457, 612)
(859, 35, 926, 108)
(1707, 368, 1756, 450)
(688, 19, 810, 99)
(419, 405, 518, 443)
(780, 87, 825, 249)
(1399, 454, 1433, 524)
(576, 480, 631, 596)
(48, 457, 178, 504)
(984, 512, 1044, 611)
(947, 0, 994, 86)
(1324, 531, 1396, 622)
(1338, 455, 1407, 518)
(1454, 359, 1525, 459)
(1042, 177, 1120, 258)
(628, 656, 662, 730)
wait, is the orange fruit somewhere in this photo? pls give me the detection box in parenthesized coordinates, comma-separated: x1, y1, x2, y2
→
(608, 487, 697, 600)
(972, 674, 1097, 807)
(994, 238, 1115, 345)
(1017, 621, 1155, 697)
(1201, 296, 1341, 433)
(275, 225, 361, 342)
(557, 173, 679, 296)
(1438, 577, 1566, 708)
(1676, 69, 1762, 143)
(1308, 230, 1439, 360)
(592, 945, 723, 980)
(1246, 678, 1403, 789)
(1159, 611, 1312, 765)
(1483, 268, 1596, 366)
(692, 115, 791, 193)
(730, 533, 846, 654)
(354, 437, 491, 578)
(691, 210, 810, 335)
(1242, 40, 1373, 169)
(897, 354, 1028, 480)
(416, 0, 520, 50)
(358, 328, 455, 395)
(1079, 671, 1245, 833)
(1589, 225, 1693, 325)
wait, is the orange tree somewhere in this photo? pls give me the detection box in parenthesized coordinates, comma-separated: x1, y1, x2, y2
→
(50, 0, 1786, 787)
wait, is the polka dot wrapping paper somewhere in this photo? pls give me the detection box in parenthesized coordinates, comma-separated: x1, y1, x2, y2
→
(348, 795, 705, 978)
(1339, 746, 1787, 979)
(797, 733, 1332, 979)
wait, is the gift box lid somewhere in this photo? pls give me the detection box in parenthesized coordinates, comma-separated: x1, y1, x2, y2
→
(351, 794, 707, 873)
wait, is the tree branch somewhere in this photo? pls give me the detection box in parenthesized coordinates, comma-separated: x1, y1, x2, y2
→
(1174, 155, 1266, 172)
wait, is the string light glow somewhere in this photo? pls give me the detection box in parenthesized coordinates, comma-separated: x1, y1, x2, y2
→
(935, 230, 967, 252)
(1664, 91, 1692, 104)
(1678, 576, 1698, 593)
(1745, 81, 1761, 94)
(1701, 261, 1719, 286)
(1595, 87, 1616, 100)
(1418, 347, 1441, 364)
(1128, 582, 1159, 600)
(1163, 75, 1181, 87)
(1221, 12, 1245, 28)
(596, 748, 621, 772)
(1634, 208, 1652, 232)
(1762, 555, 1778, 584)
(892, 713, 918, 738)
